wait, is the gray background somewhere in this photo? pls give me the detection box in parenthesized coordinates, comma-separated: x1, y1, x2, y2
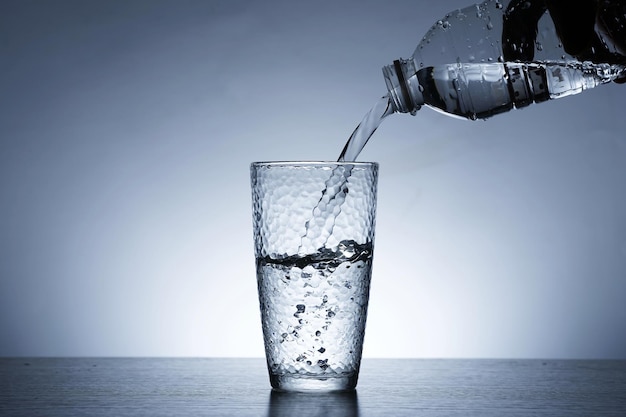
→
(2, 0, 625, 358)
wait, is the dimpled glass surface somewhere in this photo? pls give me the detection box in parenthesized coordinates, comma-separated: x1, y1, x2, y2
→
(250, 162, 378, 391)
(251, 163, 377, 258)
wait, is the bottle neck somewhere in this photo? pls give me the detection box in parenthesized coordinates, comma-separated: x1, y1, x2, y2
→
(382, 59, 424, 114)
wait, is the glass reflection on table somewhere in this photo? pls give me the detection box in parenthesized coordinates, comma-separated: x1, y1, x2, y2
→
(267, 389, 359, 417)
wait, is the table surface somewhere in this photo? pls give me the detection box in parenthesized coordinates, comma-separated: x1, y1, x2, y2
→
(2, 358, 626, 416)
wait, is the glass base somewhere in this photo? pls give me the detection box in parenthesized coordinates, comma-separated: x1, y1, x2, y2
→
(270, 373, 358, 392)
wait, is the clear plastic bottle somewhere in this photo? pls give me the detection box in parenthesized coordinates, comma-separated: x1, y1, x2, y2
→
(337, 0, 626, 161)
(383, 0, 626, 119)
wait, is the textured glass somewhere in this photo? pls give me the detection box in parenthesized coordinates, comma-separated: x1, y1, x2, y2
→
(251, 162, 378, 392)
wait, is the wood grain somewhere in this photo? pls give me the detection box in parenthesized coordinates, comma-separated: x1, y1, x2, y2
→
(1, 358, 625, 416)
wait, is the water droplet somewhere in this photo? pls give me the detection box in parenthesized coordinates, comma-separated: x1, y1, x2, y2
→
(318, 347, 326, 353)
(495, 1, 503, 9)
(317, 359, 329, 370)
(315, 330, 321, 337)
(536, 42, 543, 51)
(296, 304, 305, 313)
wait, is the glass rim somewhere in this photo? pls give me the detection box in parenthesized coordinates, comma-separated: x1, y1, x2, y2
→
(251, 161, 378, 168)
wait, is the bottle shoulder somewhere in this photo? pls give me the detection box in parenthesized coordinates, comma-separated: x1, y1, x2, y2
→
(411, 0, 571, 68)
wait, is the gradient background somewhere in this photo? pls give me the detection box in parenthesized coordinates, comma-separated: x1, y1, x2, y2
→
(2, 0, 625, 359)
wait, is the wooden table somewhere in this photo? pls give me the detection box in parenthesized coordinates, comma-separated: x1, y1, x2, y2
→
(2, 358, 625, 416)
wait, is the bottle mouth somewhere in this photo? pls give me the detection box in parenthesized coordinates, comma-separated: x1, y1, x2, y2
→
(382, 59, 422, 114)
(382, 63, 407, 113)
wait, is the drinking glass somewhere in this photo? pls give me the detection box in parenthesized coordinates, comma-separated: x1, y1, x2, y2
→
(250, 161, 378, 391)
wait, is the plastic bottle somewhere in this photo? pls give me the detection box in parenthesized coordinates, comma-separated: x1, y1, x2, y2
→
(383, 0, 626, 119)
